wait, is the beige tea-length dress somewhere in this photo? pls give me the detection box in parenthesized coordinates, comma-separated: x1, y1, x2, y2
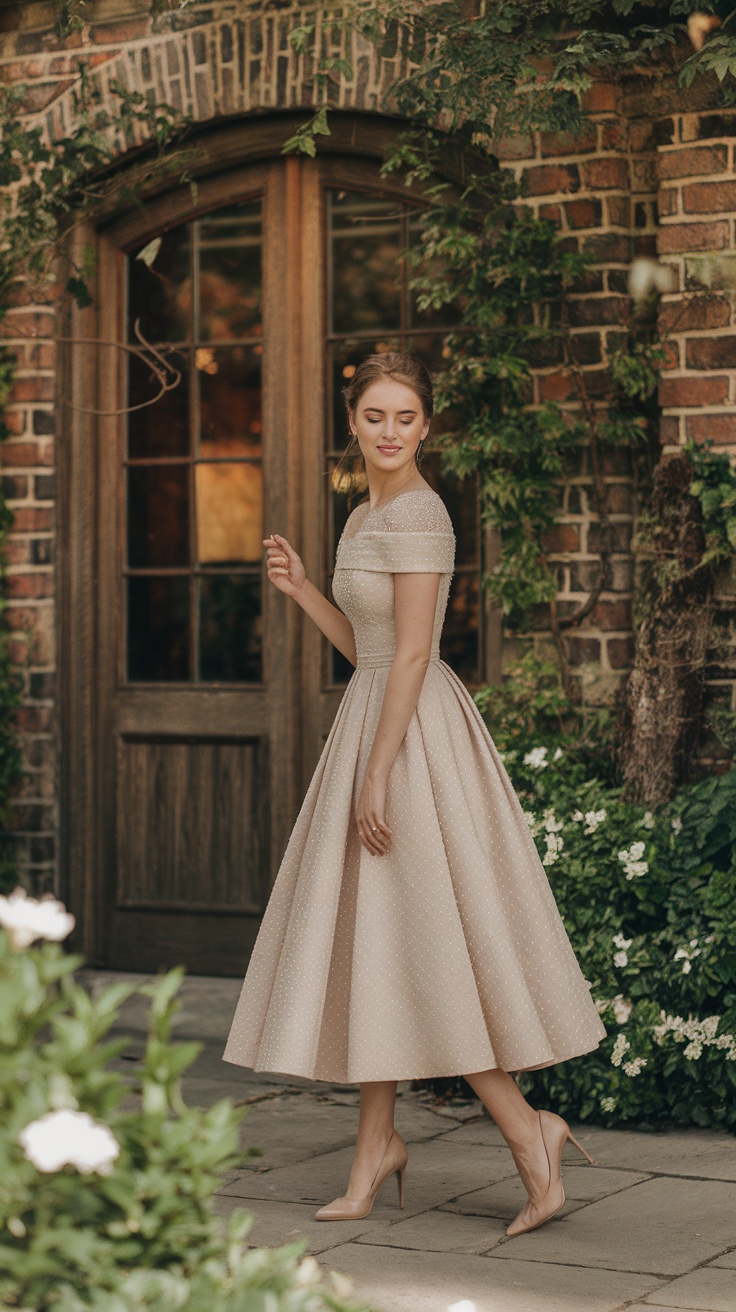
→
(223, 489, 606, 1083)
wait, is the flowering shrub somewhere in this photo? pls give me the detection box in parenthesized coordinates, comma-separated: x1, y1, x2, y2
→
(0, 896, 369, 1312)
(492, 733, 736, 1131)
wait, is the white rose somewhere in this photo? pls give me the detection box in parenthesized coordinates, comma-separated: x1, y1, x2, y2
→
(18, 1109, 119, 1176)
(0, 888, 75, 952)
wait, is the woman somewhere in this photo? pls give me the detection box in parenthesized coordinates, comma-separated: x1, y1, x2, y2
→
(224, 353, 606, 1237)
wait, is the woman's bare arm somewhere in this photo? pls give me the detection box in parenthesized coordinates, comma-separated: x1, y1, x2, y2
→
(355, 571, 442, 855)
(264, 532, 356, 666)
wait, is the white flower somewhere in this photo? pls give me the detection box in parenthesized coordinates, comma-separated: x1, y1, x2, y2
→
(18, 1110, 119, 1176)
(612, 994, 633, 1024)
(523, 746, 549, 769)
(542, 807, 564, 833)
(613, 933, 633, 950)
(542, 831, 564, 866)
(611, 1034, 630, 1067)
(671, 816, 683, 835)
(623, 1056, 647, 1077)
(330, 1272, 355, 1299)
(572, 809, 584, 822)
(0, 888, 75, 952)
(447, 1303, 478, 1312)
(600, 1096, 617, 1113)
(583, 808, 607, 834)
(640, 811, 655, 829)
(296, 1256, 321, 1287)
(674, 942, 701, 974)
(628, 257, 674, 302)
(553, 747, 563, 761)
(652, 1011, 736, 1059)
(595, 997, 610, 1014)
(523, 810, 537, 831)
(613, 951, 629, 968)
(617, 843, 648, 880)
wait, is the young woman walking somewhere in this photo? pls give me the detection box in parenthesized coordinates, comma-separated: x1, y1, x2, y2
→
(224, 353, 605, 1237)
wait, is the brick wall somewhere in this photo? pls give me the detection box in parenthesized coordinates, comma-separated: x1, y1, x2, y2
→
(0, 1, 735, 892)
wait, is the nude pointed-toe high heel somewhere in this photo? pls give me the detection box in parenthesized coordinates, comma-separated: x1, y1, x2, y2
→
(314, 1130, 408, 1221)
(505, 1110, 596, 1238)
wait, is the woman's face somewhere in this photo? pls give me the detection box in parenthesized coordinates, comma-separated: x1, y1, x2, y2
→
(350, 378, 430, 477)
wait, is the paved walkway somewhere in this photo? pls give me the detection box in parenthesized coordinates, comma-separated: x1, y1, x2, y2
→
(81, 971, 736, 1312)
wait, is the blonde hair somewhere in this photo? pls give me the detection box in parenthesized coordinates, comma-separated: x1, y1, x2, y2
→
(331, 352, 434, 502)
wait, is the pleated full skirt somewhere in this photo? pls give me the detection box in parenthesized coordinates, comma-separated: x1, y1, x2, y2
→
(223, 659, 606, 1083)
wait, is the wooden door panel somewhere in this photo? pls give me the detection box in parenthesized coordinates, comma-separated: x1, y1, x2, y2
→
(115, 735, 270, 913)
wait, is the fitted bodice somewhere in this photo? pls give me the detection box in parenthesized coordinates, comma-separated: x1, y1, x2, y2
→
(332, 489, 456, 667)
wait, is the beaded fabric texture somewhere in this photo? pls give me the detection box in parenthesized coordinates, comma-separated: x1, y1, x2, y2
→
(223, 489, 606, 1083)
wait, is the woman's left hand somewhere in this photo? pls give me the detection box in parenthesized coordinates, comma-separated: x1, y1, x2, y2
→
(355, 772, 393, 857)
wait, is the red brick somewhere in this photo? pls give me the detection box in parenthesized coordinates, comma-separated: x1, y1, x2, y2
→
(682, 180, 736, 213)
(590, 599, 632, 630)
(662, 342, 680, 371)
(539, 125, 597, 157)
(5, 573, 55, 600)
(538, 203, 562, 223)
(10, 507, 54, 531)
(1, 440, 54, 467)
(633, 234, 658, 259)
(7, 638, 28, 664)
(658, 296, 731, 332)
(3, 312, 55, 339)
(686, 413, 736, 445)
(657, 187, 679, 218)
(606, 483, 634, 514)
(582, 233, 631, 263)
(522, 164, 580, 196)
(568, 636, 601, 665)
(608, 636, 635, 668)
(5, 606, 38, 632)
(658, 144, 728, 180)
(686, 337, 736, 370)
(659, 375, 729, 407)
(659, 415, 681, 445)
(658, 219, 729, 255)
(564, 198, 602, 229)
(493, 133, 535, 161)
(16, 707, 53, 734)
(568, 296, 631, 328)
(581, 157, 629, 190)
(91, 17, 152, 43)
(601, 121, 626, 151)
(581, 82, 616, 113)
(5, 540, 31, 567)
(2, 409, 27, 436)
(541, 524, 581, 553)
(539, 372, 574, 402)
(606, 194, 630, 227)
(9, 376, 55, 404)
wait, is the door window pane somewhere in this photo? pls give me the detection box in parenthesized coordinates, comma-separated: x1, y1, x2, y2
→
(127, 466, 189, 568)
(128, 351, 190, 458)
(128, 577, 190, 681)
(198, 345, 262, 457)
(195, 463, 263, 564)
(330, 194, 403, 334)
(200, 575, 262, 682)
(125, 198, 264, 684)
(199, 203, 262, 341)
(128, 225, 191, 345)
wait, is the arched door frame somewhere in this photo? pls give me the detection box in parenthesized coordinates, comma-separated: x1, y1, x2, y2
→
(58, 112, 500, 965)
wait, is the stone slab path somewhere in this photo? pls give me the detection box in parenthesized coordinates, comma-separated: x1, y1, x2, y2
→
(80, 970, 736, 1312)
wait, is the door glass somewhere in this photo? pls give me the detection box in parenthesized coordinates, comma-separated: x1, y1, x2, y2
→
(325, 189, 481, 686)
(125, 199, 263, 683)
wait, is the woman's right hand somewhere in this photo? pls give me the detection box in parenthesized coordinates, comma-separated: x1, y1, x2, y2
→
(263, 533, 307, 598)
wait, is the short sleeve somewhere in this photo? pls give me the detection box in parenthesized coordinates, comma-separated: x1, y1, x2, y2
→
(335, 491, 455, 574)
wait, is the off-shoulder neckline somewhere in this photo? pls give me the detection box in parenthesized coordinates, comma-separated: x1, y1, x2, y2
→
(354, 487, 439, 517)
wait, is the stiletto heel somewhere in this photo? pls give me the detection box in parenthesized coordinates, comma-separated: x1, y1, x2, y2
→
(315, 1130, 409, 1221)
(567, 1127, 596, 1166)
(505, 1110, 595, 1238)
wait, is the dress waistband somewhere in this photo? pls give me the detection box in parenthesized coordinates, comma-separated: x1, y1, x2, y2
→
(356, 650, 442, 669)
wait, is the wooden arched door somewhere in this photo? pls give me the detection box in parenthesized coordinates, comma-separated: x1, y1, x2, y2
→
(62, 151, 486, 976)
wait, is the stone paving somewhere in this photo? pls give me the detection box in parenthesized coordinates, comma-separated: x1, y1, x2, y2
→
(81, 970, 736, 1312)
